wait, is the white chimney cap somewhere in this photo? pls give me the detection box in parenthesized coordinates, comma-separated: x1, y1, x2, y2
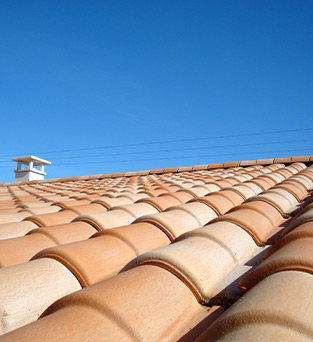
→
(12, 155, 51, 182)
(12, 155, 51, 166)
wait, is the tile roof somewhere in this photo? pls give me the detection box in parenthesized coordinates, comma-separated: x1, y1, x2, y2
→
(0, 156, 312, 341)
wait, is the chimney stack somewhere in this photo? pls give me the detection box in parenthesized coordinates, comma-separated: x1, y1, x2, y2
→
(12, 156, 51, 182)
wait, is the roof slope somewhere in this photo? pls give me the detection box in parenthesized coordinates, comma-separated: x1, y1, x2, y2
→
(0, 156, 312, 341)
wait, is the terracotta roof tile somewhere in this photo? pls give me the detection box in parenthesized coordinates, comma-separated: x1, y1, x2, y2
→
(197, 271, 313, 341)
(208, 163, 224, 169)
(0, 258, 82, 334)
(0, 221, 38, 240)
(0, 156, 312, 340)
(223, 161, 241, 168)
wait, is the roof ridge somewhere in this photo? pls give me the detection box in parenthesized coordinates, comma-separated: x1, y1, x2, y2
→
(0, 155, 312, 187)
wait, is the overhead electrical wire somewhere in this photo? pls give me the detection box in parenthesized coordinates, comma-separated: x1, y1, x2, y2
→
(47, 138, 313, 161)
(0, 127, 312, 158)
(31, 147, 313, 167)
(0, 137, 312, 165)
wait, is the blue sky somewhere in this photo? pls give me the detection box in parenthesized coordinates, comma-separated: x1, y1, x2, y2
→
(1, 0, 312, 182)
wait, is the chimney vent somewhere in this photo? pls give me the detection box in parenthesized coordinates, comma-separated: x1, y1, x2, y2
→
(12, 156, 51, 182)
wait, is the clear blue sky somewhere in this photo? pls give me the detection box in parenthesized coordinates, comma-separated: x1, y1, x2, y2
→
(1, 0, 312, 182)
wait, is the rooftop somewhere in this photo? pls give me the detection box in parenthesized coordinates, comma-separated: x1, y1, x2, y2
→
(0, 155, 312, 341)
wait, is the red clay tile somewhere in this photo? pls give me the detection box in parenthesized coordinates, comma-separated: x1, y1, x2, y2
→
(16, 201, 52, 209)
(124, 221, 260, 304)
(178, 166, 193, 172)
(65, 203, 107, 215)
(0, 265, 219, 342)
(0, 212, 30, 224)
(247, 177, 273, 191)
(240, 160, 257, 166)
(214, 179, 234, 188)
(136, 195, 182, 212)
(274, 157, 292, 163)
(0, 221, 38, 240)
(274, 180, 308, 201)
(256, 158, 274, 165)
(24, 210, 77, 227)
(240, 234, 313, 291)
(135, 202, 217, 240)
(149, 168, 164, 174)
(223, 161, 240, 168)
(92, 196, 134, 209)
(161, 191, 194, 203)
(217, 189, 249, 206)
(192, 164, 209, 171)
(0, 234, 56, 268)
(178, 186, 213, 198)
(73, 203, 159, 231)
(291, 156, 311, 163)
(291, 175, 313, 190)
(223, 184, 258, 200)
(246, 190, 299, 218)
(197, 271, 313, 341)
(0, 156, 312, 340)
(207, 163, 224, 169)
(289, 162, 307, 171)
(33, 222, 170, 287)
(280, 206, 313, 237)
(138, 189, 169, 197)
(162, 167, 179, 173)
(27, 221, 97, 245)
(0, 258, 81, 334)
(19, 205, 61, 216)
(213, 201, 284, 245)
(190, 193, 237, 216)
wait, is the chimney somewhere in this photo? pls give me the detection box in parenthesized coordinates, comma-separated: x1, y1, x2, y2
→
(12, 156, 51, 182)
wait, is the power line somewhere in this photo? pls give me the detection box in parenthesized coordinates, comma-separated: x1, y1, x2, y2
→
(0, 127, 313, 157)
(46, 138, 313, 161)
(6, 137, 305, 163)
(47, 147, 312, 166)
(0, 148, 311, 169)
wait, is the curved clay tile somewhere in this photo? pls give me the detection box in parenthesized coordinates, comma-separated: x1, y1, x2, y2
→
(92, 197, 133, 209)
(19, 206, 61, 216)
(73, 203, 158, 231)
(0, 220, 38, 240)
(292, 174, 313, 189)
(274, 180, 309, 202)
(0, 265, 220, 342)
(32, 222, 170, 287)
(280, 206, 313, 237)
(136, 195, 182, 212)
(196, 271, 313, 342)
(24, 210, 77, 228)
(245, 190, 298, 217)
(248, 177, 273, 191)
(217, 189, 250, 206)
(234, 182, 263, 196)
(239, 236, 313, 291)
(190, 193, 237, 216)
(27, 221, 97, 246)
(123, 221, 260, 304)
(0, 212, 30, 225)
(160, 191, 194, 203)
(223, 184, 257, 200)
(135, 203, 217, 241)
(65, 203, 107, 216)
(213, 201, 284, 246)
(0, 258, 81, 335)
(0, 234, 56, 268)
